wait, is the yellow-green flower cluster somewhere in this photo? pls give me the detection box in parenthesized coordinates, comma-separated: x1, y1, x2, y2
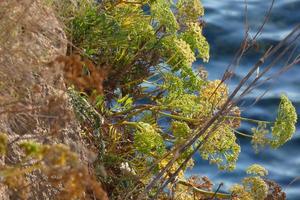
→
(158, 152, 194, 180)
(230, 184, 253, 200)
(181, 22, 210, 62)
(162, 36, 196, 70)
(251, 95, 297, 151)
(176, 0, 204, 23)
(172, 121, 192, 141)
(175, 38, 197, 67)
(230, 164, 269, 200)
(200, 80, 228, 109)
(167, 94, 203, 118)
(251, 122, 269, 152)
(246, 164, 268, 177)
(199, 124, 240, 171)
(161, 78, 242, 171)
(242, 176, 268, 200)
(159, 73, 210, 125)
(271, 95, 297, 148)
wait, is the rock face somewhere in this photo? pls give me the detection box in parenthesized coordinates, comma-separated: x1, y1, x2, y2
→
(0, 0, 67, 103)
(0, 0, 67, 64)
(0, 1, 100, 199)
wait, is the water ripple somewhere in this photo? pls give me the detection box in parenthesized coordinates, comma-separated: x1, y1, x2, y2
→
(195, 1, 300, 199)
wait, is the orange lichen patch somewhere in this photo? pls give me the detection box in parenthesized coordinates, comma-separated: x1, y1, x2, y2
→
(52, 55, 108, 97)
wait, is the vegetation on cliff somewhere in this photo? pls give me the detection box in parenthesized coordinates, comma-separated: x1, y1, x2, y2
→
(0, 0, 299, 199)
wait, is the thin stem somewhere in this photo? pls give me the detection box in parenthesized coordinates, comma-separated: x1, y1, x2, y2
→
(233, 129, 253, 138)
(143, 80, 161, 87)
(110, 104, 155, 117)
(121, 121, 140, 128)
(223, 115, 273, 124)
(158, 111, 197, 123)
(177, 179, 231, 199)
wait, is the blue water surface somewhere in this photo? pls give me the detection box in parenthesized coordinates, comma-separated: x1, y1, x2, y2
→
(187, 1, 300, 199)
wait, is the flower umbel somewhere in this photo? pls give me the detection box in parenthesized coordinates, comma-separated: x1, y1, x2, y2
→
(271, 95, 297, 148)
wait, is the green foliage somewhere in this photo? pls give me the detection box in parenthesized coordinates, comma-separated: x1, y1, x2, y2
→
(150, 0, 178, 33)
(132, 122, 165, 156)
(68, 87, 104, 130)
(114, 94, 134, 112)
(71, 3, 155, 61)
